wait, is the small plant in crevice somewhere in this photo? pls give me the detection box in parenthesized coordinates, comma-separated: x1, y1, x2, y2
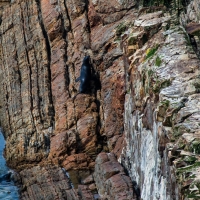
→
(145, 44, 159, 60)
(155, 56, 162, 67)
(160, 99, 170, 108)
(152, 78, 171, 93)
(115, 22, 129, 41)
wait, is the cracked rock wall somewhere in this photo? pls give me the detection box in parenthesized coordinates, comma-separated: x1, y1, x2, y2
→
(0, 0, 54, 168)
(0, 0, 135, 173)
(120, 1, 200, 199)
(0, 0, 200, 199)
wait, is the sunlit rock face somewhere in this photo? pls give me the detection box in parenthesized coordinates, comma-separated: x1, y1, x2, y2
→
(0, 0, 200, 199)
(120, 2, 200, 199)
(0, 0, 136, 198)
(0, 1, 55, 168)
(0, 0, 134, 170)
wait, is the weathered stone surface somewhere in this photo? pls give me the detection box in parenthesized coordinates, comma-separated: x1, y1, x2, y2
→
(0, 0, 138, 172)
(0, 0, 135, 198)
(62, 153, 93, 171)
(0, 0, 54, 168)
(186, 22, 200, 36)
(20, 165, 79, 200)
(120, 2, 200, 199)
(0, 0, 200, 200)
(77, 185, 94, 200)
(94, 152, 136, 200)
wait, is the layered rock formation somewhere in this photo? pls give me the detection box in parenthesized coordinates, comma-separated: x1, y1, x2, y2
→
(0, 0, 136, 199)
(0, 0, 199, 199)
(120, 1, 200, 199)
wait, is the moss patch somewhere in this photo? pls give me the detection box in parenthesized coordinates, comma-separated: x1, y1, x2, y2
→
(145, 45, 159, 60)
(177, 162, 200, 173)
(193, 78, 200, 93)
(155, 56, 162, 67)
(152, 78, 171, 93)
(189, 140, 200, 154)
(115, 22, 128, 40)
(183, 156, 197, 165)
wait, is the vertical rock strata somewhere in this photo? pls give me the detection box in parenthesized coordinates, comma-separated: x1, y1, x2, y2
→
(120, 2, 200, 199)
(0, 0, 137, 199)
(0, 0, 54, 167)
(0, 0, 138, 168)
(0, 0, 200, 199)
(20, 165, 79, 200)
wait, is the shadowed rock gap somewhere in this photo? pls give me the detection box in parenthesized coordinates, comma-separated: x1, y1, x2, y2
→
(5, 85, 13, 136)
(64, 0, 73, 34)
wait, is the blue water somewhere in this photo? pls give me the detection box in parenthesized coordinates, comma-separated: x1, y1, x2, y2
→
(0, 132, 19, 199)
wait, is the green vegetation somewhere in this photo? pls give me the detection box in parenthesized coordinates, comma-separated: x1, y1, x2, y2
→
(128, 35, 137, 45)
(184, 32, 192, 46)
(187, 193, 200, 199)
(155, 56, 162, 67)
(183, 156, 197, 165)
(186, 182, 200, 199)
(160, 99, 170, 107)
(147, 69, 154, 77)
(193, 79, 200, 93)
(141, 0, 173, 7)
(173, 126, 181, 138)
(115, 22, 128, 40)
(152, 78, 171, 93)
(145, 45, 159, 60)
(142, 64, 171, 95)
(177, 162, 200, 173)
(189, 140, 200, 154)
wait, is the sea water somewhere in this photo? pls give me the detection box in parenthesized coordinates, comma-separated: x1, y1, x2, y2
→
(0, 132, 19, 199)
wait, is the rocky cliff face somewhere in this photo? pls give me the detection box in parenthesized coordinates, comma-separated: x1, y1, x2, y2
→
(0, 0, 199, 199)
(120, 1, 200, 199)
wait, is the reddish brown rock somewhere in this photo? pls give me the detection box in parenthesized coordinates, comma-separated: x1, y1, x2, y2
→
(0, 0, 54, 168)
(82, 174, 94, 184)
(20, 165, 79, 200)
(0, 0, 137, 170)
(94, 152, 136, 200)
(78, 185, 94, 200)
(0, 0, 175, 199)
(62, 153, 93, 171)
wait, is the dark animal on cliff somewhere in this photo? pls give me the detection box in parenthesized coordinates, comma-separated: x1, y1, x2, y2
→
(73, 55, 101, 101)
(76, 55, 91, 93)
(73, 56, 92, 100)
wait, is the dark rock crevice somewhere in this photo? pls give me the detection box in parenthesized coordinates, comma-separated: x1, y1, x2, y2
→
(35, 0, 55, 126)
(19, 3, 39, 151)
(60, 13, 72, 99)
(5, 85, 13, 137)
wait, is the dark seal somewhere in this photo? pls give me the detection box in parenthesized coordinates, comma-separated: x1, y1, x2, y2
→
(76, 55, 91, 93)
(73, 55, 101, 101)
(73, 56, 92, 100)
